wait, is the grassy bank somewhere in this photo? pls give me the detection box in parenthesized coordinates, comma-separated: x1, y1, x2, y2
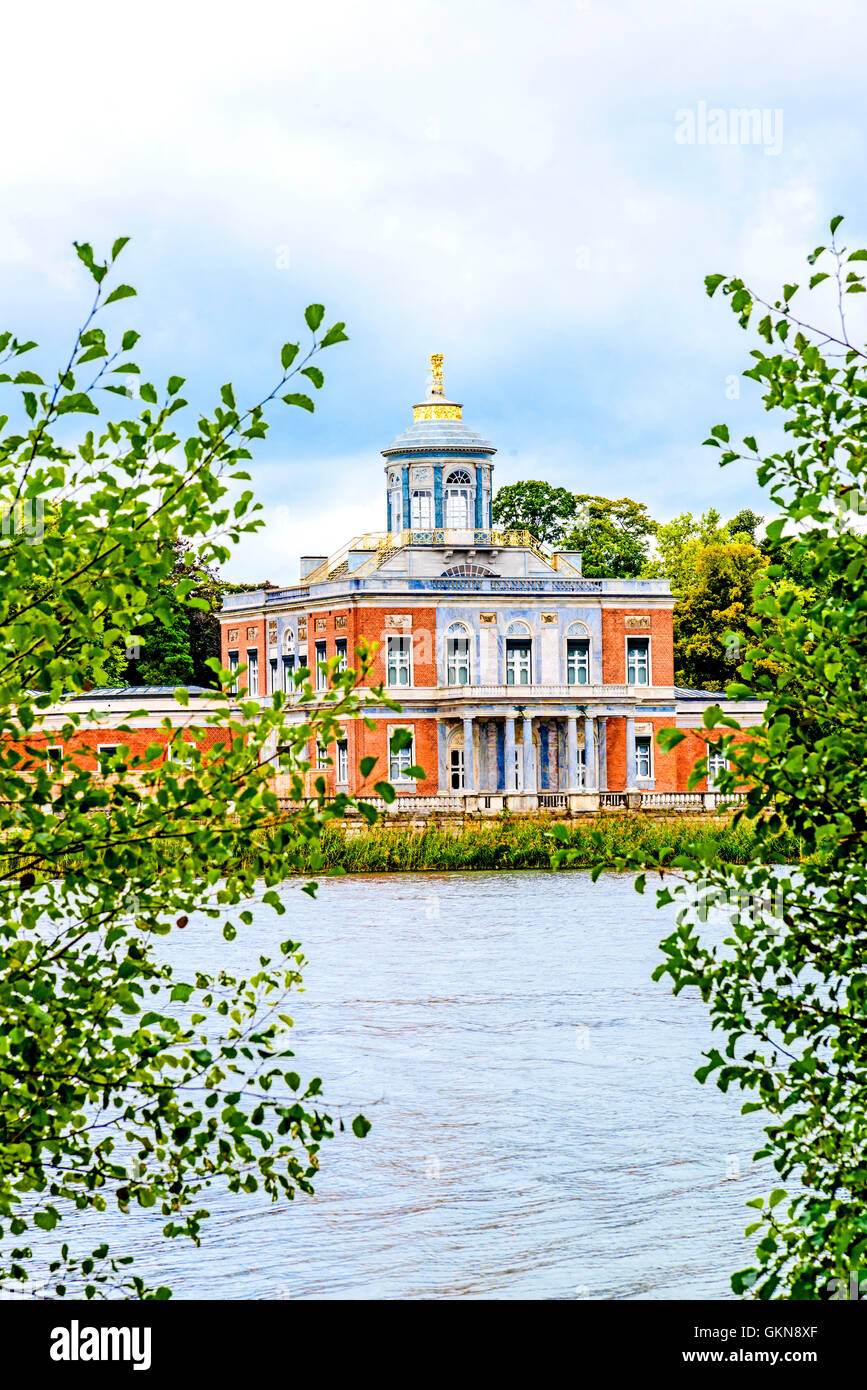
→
(306, 815, 801, 873)
(3, 814, 802, 883)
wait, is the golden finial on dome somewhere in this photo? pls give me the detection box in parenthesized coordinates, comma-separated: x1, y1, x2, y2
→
(430, 352, 444, 396)
(412, 352, 462, 422)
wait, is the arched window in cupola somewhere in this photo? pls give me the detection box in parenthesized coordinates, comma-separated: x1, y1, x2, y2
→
(388, 470, 403, 532)
(444, 467, 475, 529)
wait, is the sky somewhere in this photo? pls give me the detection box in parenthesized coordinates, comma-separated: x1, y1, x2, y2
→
(3, 0, 867, 584)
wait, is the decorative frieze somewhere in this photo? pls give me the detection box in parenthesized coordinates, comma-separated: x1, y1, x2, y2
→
(334, 614, 348, 631)
(246, 626, 258, 640)
(385, 614, 412, 629)
(479, 613, 497, 624)
(625, 615, 652, 630)
(314, 617, 327, 632)
(541, 613, 558, 624)
(227, 628, 239, 643)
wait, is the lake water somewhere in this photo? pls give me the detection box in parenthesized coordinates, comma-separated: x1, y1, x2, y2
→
(64, 870, 770, 1300)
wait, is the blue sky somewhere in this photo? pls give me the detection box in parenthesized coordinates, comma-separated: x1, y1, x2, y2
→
(3, 0, 866, 583)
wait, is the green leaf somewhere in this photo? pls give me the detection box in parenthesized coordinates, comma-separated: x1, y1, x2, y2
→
(374, 781, 396, 803)
(830, 214, 844, 233)
(104, 284, 137, 305)
(351, 1114, 371, 1139)
(705, 274, 726, 297)
(304, 304, 325, 332)
(301, 366, 324, 389)
(390, 728, 413, 752)
(111, 236, 130, 261)
(359, 756, 377, 777)
(280, 342, 300, 370)
(281, 393, 315, 413)
(319, 322, 349, 348)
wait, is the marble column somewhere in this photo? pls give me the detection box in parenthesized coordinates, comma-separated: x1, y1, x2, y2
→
(583, 715, 597, 792)
(505, 716, 516, 792)
(462, 716, 475, 792)
(522, 715, 536, 793)
(486, 720, 497, 791)
(548, 720, 560, 790)
(566, 715, 579, 790)
(625, 714, 637, 790)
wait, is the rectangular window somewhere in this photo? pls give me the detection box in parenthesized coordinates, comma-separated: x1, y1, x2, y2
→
(335, 638, 348, 672)
(505, 639, 532, 686)
(386, 635, 412, 687)
(447, 636, 470, 685)
(626, 637, 650, 686)
(46, 745, 63, 773)
(246, 649, 259, 696)
(566, 639, 590, 685)
(315, 640, 327, 691)
(269, 658, 278, 693)
(635, 735, 652, 780)
(389, 730, 414, 782)
(282, 654, 295, 692)
(449, 746, 464, 791)
(96, 743, 120, 772)
(337, 739, 349, 784)
(228, 650, 239, 693)
(316, 741, 329, 770)
(411, 489, 433, 528)
(707, 751, 728, 789)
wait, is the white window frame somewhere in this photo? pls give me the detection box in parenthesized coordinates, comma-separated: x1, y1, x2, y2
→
(389, 478, 403, 531)
(96, 743, 121, 772)
(228, 650, 239, 694)
(337, 739, 349, 785)
(386, 634, 413, 688)
(707, 750, 728, 789)
(315, 639, 327, 691)
(282, 654, 295, 692)
(335, 638, 348, 672)
(446, 623, 471, 686)
(316, 741, 330, 770)
(566, 637, 590, 686)
(449, 745, 464, 790)
(45, 745, 63, 772)
(411, 489, 434, 529)
(246, 648, 259, 696)
(268, 658, 278, 694)
(505, 637, 532, 686)
(388, 726, 415, 783)
(626, 636, 651, 687)
(635, 734, 653, 780)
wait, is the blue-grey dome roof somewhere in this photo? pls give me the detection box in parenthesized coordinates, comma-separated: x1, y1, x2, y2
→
(381, 417, 496, 457)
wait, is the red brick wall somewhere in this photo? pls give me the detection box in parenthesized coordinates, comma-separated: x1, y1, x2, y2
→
(9, 726, 231, 773)
(601, 609, 674, 685)
(354, 607, 437, 688)
(221, 616, 266, 693)
(675, 727, 754, 792)
(308, 715, 438, 797)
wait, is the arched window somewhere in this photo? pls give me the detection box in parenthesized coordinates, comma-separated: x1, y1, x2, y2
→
(388, 470, 403, 531)
(505, 620, 532, 685)
(445, 468, 474, 528)
(441, 563, 497, 577)
(565, 622, 591, 685)
(445, 622, 471, 686)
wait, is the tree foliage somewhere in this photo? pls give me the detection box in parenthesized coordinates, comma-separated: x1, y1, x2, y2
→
(650, 215, 867, 1298)
(491, 479, 577, 545)
(0, 240, 388, 1299)
(562, 493, 657, 578)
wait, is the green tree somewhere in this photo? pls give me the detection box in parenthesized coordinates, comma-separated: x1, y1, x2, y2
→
(491, 479, 577, 545)
(0, 240, 393, 1299)
(650, 215, 867, 1298)
(562, 494, 657, 578)
(671, 539, 770, 690)
(647, 507, 731, 595)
